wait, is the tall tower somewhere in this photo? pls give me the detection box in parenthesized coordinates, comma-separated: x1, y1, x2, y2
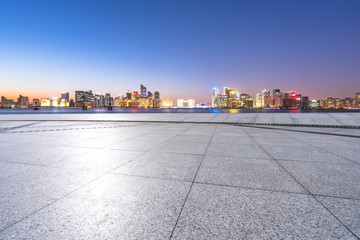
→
(154, 91, 160, 108)
(211, 87, 219, 107)
(105, 93, 111, 107)
(140, 84, 147, 97)
(148, 91, 153, 107)
(261, 89, 270, 108)
(273, 89, 282, 108)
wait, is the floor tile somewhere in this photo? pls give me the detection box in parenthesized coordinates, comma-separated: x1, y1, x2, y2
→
(172, 184, 355, 239)
(196, 155, 306, 193)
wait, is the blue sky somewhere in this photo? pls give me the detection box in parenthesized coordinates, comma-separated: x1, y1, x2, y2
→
(0, 0, 359, 103)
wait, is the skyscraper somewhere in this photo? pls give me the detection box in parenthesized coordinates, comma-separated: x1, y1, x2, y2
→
(154, 91, 160, 108)
(148, 91, 153, 99)
(283, 91, 301, 108)
(94, 94, 104, 107)
(75, 91, 85, 102)
(140, 84, 147, 97)
(273, 89, 282, 108)
(261, 89, 270, 108)
(17, 95, 29, 108)
(61, 92, 69, 102)
(75, 90, 95, 107)
(126, 91, 132, 100)
(301, 96, 309, 108)
(148, 91, 153, 107)
(211, 87, 219, 107)
(85, 90, 94, 103)
(105, 93, 111, 107)
(255, 93, 262, 108)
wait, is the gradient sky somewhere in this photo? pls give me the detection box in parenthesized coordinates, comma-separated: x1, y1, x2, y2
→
(0, 0, 359, 103)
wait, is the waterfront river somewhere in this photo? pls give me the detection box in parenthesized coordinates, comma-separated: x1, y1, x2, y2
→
(1, 108, 360, 114)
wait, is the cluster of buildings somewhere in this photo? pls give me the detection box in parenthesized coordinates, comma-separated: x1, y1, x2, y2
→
(1, 95, 36, 108)
(0, 95, 29, 108)
(1, 93, 72, 108)
(2, 85, 360, 109)
(74, 85, 160, 108)
(0, 83, 199, 109)
(0, 85, 162, 109)
(211, 87, 360, 109)
(38, 92, 71, 108)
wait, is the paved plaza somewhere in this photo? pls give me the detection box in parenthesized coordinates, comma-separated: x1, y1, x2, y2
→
(0, 113, 360, 239)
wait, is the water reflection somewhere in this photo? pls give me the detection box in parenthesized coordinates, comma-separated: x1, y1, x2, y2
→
(0, 108, 359, 114)
(229, 109, 239, 113)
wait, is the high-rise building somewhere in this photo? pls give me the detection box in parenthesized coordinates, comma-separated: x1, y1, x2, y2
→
(223, 87, 229, 95)
(126, 91, 132, 100)
(33, 99, 40, 107)
(301, 96, 309, 108)
(105, 93, 111, 107)
(59, 92, 70, 107)
(326, 97, 335, 108)
(69, 99, 75, 108)
(261, 89, 270, 108)
(148, 91, 153, 99)
(255, 93, 262, 108)
(273, 89, 283, 108)
(75, 91, 83, 102)
(154, 91, 160, 108)
(214, 94, 228, 108)
(86, 90, 94, 103)
(211, 87, 219, 107)
(147, 91, 153, 107)
(132, 91, 139, 99)
(75, 90, 95, 107)
(283, 92, 301, 108)
(140, 84, 147, 97)
(94, 94, 104, 107)
(1, 96, 8, 108)
(1, 96, 7, 104)
(228, 89, 236, 99)
(227, 89, 238, 108)
(61, 92, 69, 102)
(17, 95, 29, 108)
(52, 97, 60, 107)
(240, 94, 253, 108)
(41, 98, 51, 107)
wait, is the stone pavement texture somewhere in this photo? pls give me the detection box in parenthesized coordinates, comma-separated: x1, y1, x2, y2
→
(1, 112, 360, 126)
(0, 113, 359, 239)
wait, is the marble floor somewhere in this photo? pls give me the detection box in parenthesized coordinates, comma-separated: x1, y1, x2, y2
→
(0, 115, 359, 239)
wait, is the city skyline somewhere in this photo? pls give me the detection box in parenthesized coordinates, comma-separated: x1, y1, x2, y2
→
(1, 0, 360, 102)
(2, 85, 360, 109)
(2, 85, 360, 106)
